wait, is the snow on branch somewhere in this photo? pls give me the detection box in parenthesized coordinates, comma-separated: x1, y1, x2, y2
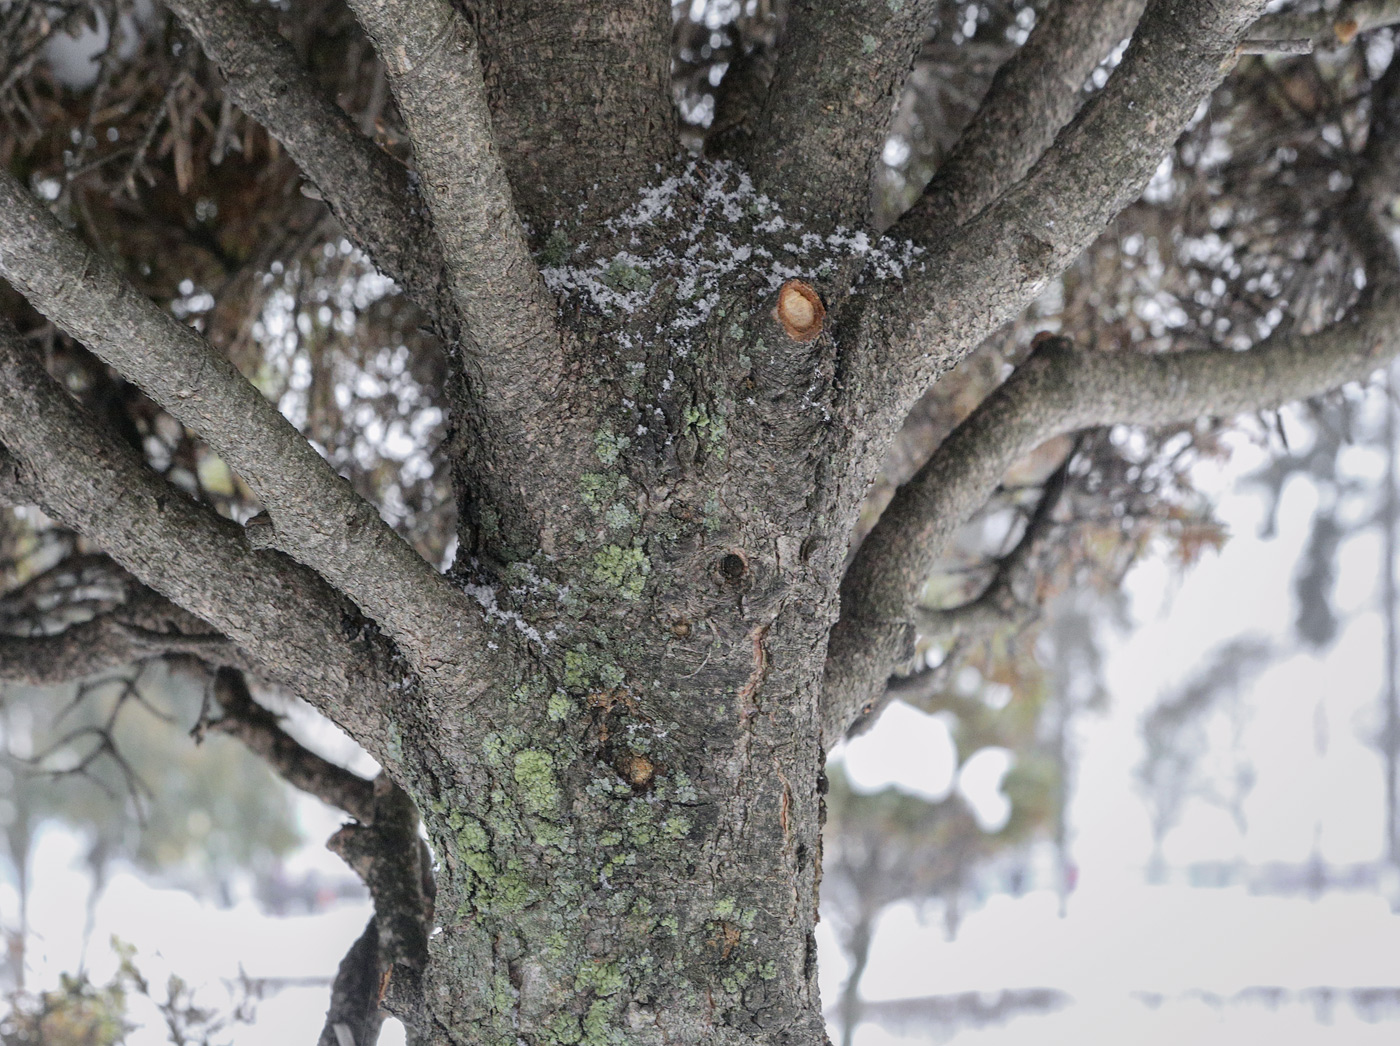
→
(0, 329, 404, 758)
(0, 170, 504, 702)
(165, 0, 451, 318)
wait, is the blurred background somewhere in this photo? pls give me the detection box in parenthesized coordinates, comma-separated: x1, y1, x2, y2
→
(5, 0, 1400, 1043)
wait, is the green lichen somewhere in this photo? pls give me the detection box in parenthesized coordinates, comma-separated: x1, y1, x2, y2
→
(579, 471, 623, 510)
(589, 545, 649, 599)
(713, 898, 737, 919)
(575, 961, 625, 997)
(513, 749, 561, 815)
(861, 33, 880, 53)
(598, 829, 624, 847)
(662, 814, 692, 839)
(598, 662, 626, 688)
(581, 998, 620, 1046)
(564, 647, 597, 689)
(548, 692, 575, 721)
(548, 1015, 583, 1045)
(602, 259, 652, 293)
(593, 428, 631, 467)
(540, 229, 572, 266)
(482, 727, 525, 768)
(603, 501, 636, 531)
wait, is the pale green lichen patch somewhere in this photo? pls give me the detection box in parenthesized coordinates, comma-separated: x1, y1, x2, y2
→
(574, 960, 625, 997)
(602, 258, 652, 293)
(540, 228, 572, 266)
(590, 544, 649, 599)
(513, 749, 562, 815)
(548, 692, 574, 721)
(602, 501, 636, 531)
(593, 428, 630, 466)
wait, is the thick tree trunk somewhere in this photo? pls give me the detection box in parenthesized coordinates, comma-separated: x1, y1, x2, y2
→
(382, 162, 877, 1044)
(411, 617, 829, 1044)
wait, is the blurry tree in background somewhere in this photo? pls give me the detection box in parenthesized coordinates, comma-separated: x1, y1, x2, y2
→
(3, 0, 1400, 1043)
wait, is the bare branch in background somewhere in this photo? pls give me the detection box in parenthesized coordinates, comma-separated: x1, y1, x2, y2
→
(0, 328, 405, 762)
(825, 261, 1400, 739)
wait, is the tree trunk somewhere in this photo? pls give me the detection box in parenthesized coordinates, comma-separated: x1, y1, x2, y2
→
(392, 163, 863, 1044)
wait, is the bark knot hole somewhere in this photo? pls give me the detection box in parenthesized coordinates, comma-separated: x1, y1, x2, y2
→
(719, 551, 748, 581)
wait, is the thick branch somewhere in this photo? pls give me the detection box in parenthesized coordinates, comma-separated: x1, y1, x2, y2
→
(326, 775, 434, 1037)
(318, 918, 385, 1046)
(210, 667, 376, 823)
(0, 171, 504, 701)
(163, 0, 451, 318)
(0, 330, 405, 762)
(470, 0, 677, 228)
(894, 0, 1148, 237)
(824, 290, 1400, 740)
(745, 0, 939, 226)
(851, 0, 1269, 427)
(343, 0, 564, 416)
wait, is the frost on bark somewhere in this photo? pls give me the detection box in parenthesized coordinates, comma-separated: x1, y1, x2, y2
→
(3, 0, 1400, 1043)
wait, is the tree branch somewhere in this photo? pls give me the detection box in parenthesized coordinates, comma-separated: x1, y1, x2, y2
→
(342, 0, 564, 417)
(1247, 0, 1400, 50)
(848, 0, 1269, 429)
(326, 775, 434, 1040)
(824, 286, 1400, 740)
(163, 0, 451, 319)
(0, 172, 506, 702)
(0, 329, 406, 763)
(915, 442, 1076, 637)
(318, 917, 386, 1046)
(0, 611, 235, 686)
(469, 0, 677, 228)
(744, 0, 940, 226)
(209, 667, 376, 823)
(892, 0, 1147, 237)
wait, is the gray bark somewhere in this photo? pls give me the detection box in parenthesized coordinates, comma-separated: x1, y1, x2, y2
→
(2, 0, 1399, 1040)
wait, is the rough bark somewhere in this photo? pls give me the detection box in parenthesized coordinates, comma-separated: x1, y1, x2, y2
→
(745, 0, 940, 225)
(0, 330, 404, 762)
(0, 171, 505, 704)
(893, 0, 1148, 237)
(343, 0, 566, 420)
(468, 0, 677, 229)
